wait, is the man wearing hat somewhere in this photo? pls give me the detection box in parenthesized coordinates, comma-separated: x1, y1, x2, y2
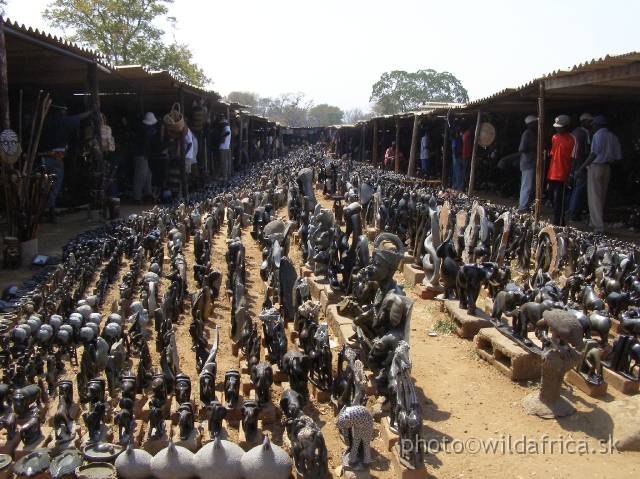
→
(575, 116, 622, 232)
(132, 112, 158, 204)
(517, 115, 538, 213)
(38, 100, 95, 222)
(218, 117, 231, 179)
(567, 113, 594, 221)
(548, 115, 577, 226)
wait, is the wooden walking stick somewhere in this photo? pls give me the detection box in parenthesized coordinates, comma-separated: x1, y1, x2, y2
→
(25, 94, 51, 179)
(25, 90, 41, 174)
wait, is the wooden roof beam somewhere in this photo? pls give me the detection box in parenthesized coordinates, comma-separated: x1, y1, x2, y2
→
(545, 61, 640, 90)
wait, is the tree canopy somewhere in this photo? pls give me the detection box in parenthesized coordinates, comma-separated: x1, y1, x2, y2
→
(309, 104, 343, 127)
(370, 69, 469, 115)
(226, 91, 347, 127)
(43, 0, 210, 87)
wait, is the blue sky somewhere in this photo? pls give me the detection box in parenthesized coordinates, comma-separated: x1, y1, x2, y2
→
(5, 0, 640, 112)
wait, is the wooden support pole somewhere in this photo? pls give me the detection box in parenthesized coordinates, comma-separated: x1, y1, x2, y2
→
(87, 63, 101, 149)
(408, 113, 420, 177)
(361, 123, 365, 162)
(442, 113, 451, 185)
(248, 118, 253, 163)
(372, 119, 379, 167)
(179, 87, 185, 117)
(467, 110, 483, 196)
(238, 112, 243, 168)
(535, 81, 546, 225)
(394, 117, 400, 174)
(0, 20, 9, 131)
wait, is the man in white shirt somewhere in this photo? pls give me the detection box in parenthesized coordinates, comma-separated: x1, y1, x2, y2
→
(575, 116, 622, 232)
(420, 130, 431, 177)
(219, 118, 231, 179)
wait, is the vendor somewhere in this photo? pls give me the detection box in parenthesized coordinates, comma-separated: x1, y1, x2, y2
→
(39, 100, 95, 222)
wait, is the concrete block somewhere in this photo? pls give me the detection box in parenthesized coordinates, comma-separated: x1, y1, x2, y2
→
(258, 402, 276, 424)
(326, 304, 353, 339)
(602, 368, 640, 395)
(414, 284, 438, 300)
(300, 266, 313, 278)
(565, 369, 608, 397)
(172, 425, 202, 452)
(474, 328, 542, 380)
(444, 299, 494, 339)
(311, 383, 332, 403)
(390, 444, 428, 479)
(403, 264, 424, 285)
(398, 253, 414, 272)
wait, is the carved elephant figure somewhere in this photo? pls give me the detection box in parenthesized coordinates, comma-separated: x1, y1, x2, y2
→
(205, 400, 227, 440)
(177, 402, 194, 441)
(174, 373, 191, 405)
(0, 412, 17, 441)
(120, 371, 137, 400)
(456, 263, 496, 315)
(13, 384, 41, 417)
(147, 405, 165, 440)
(280, 389, 303, 421)
(491, 288, 527, 324)
(282, 351, 311, 403)
(579, 284, 605, 314)
(114, 406, 133, 444)
(250, 361, 273, 406)
(199, 370, 216, 405)
(224, 370, 241, 409)
(436, 238, 460, 300)
(241, 400, 260, 442)
(507, 300, 563, 346)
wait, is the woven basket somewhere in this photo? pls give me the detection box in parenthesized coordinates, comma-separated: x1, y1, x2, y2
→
(84, 114, 113, 152)
(164, 103, 184, 134)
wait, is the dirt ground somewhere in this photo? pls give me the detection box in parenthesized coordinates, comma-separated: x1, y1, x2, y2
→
(3, 193, 639, 479)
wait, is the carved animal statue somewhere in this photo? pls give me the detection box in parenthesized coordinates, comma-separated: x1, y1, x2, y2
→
(250, 361, 273, 406)
(456, 263, 496, 315)
(587, 312, 612, 347)
(13, 384, 41, 417)
(20, 414, 42, 446)
(607, 291, 631, 318)
(177, 402, 194, 440)
(506, 300, 561, 346)
(579, 284, 605, 314)
(335, 405, 373, 469)
(436, 237, 460, 299)
(0, 412, 17, 440)
(205, 400, 227, 440)
(620, 308, 640, 337)
(491, 288, 527, 324)
(290, 414, 329, 479)
(224, 370, 241, 409)
(114, 402, 134, 444)
(147, 404, 165, 440)
(241, 400, 260, 441)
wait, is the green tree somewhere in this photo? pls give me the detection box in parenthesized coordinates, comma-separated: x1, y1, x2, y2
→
(309, 103, 343, 127)
(42, 0, 210, 87)
(370, 69, 469, 115)
(226, 91, 260, 108)
(343, 107, 372, 124)
(0, 1, 7, 16)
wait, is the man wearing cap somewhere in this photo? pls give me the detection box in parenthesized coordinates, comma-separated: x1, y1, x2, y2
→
(567, 113, 594, 221)
(517, 115, 538, 213)
(218, 117, 231, 179)
(548, 115, 577, 226)
(575, 116, 622, 233)
(132, 112, 158, 204)
(38, 100, 95, 222)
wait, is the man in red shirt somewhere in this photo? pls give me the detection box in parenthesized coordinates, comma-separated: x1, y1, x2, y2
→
(548, 115, 577, 226)
(384, 141, 403, 171)
(462, 125, 473, 191)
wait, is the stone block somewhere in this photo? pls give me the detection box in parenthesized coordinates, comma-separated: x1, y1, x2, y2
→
(238, 421, 264, 451)
(259, 402, 276, 424)
(381, 417, 398, 451)
(326, 304, 353, 340)
(414, 284, 438, 300)
(311, 383, 332, 403)
(308, 276, 328, 300)
(444, 299, 494, 339)
(47, 422, 83, 456)
(565, 370, 608, 397)
(225, 404, 243, 425)
(323, 284, 341, 301)
(241, 378, 254, 396)
(403, 264, 424, 285)
(200, 423, 228, 444)
(602, 368, 640, 395)
(300, 266, 313, 278)
(474, 328, 542, 380)
(140, 420, 172, 456)
(172, 425, 202, 452)
(273, 371, 288, 383)
(390, 445, 428, 479)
